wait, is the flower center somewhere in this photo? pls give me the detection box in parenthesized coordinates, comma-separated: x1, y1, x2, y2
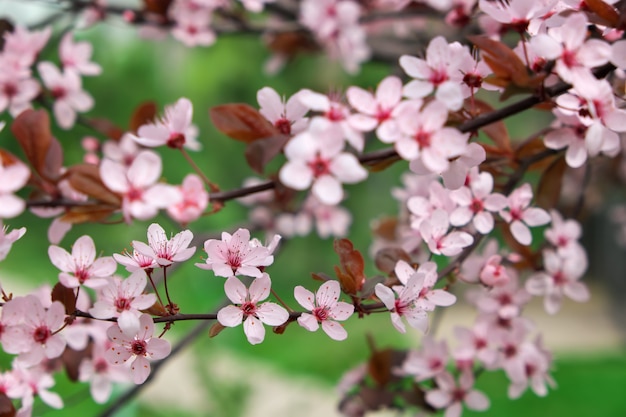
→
(470, 198, 484, 213)
(241, 301, 257, 316)
(414, 129, 431, 148)
(116, 297, 130, 311)
(33, 326, 51, 344)
(430, 69, 448, 86)
(308, 155, 331, 178)
(312, 306, 329, 322)
(52, 86, 66, 100)
(167, 132, 185, 149)
(275, 118, 292, 135)
(131, 339, 147, 356)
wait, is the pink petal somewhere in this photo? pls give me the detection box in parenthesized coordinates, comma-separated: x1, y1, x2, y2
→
(131, 355, 151, 384)
(249, 274, 271, 303)
(256, 302, 289, 326)
(224, 277, 248, 304)
(313, 175, 343, 205)
(294, 286, 316, 311)
(243, 316, 265, 344)
(511, 220, 532, 245)
(217, 305, 244, 327)
(297, 313, 319, 332)
(321, 320, 348, 341)
(147, 337, 171, 360)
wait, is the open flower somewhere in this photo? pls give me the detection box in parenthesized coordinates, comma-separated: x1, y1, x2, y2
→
(294, 280, 354, 340)
(131, 223, 196, 267)
(217, 274, 289, 345)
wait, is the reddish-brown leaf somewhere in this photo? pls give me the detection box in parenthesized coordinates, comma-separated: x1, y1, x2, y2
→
(210, 104, 279, 143)
(466, 100, 512, 152)
(586, 0, 620, 27)
(266, 31, 319, 57)
(62, 343, 92, 382)
(88, 118, 124, 141)
(11, 109, 53, 176)
(130, 101, 158, 133)
(244, 134, 289, 174)
(143, 0, 173, 15)
(144, 300, 168, 317)
(374, 247, 411, 275)
(60, 205, 117, 224)
(0, 393, 15, 417)
(66, 164, 122, 206)
(368, 348, 394, 386)
(514, 137, 555, 172)
(536, 155, 567, 210)
(42, 136, 64, 182)
(333, 239, 366, 295)
(366, 154, 402, 172)
(209, 322, 226, 338)
(51, 282, 76, 315)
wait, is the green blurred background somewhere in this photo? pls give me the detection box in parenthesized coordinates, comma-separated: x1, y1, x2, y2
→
(1, 2, 626, 417)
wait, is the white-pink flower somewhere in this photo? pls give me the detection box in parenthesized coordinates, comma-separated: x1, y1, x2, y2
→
(257, 87, 309, 136)
(499, 184, 551, 245)
(0, 221, 26, 262)
(38, 61, 94, 129)
(113, 249, 158, 272)
(48, 235, 117, 289)
(59, 33, 102, 76)
(426, 371, 490, 417)
(105, 314, 171, 384)
(79, 342, 130, 403)
(279, 118, 367, 206)
(217, 274, 289, 345)
(402, 337, 449, 381)
(294, 280, 354, 340)
(100, 150, 182, 223)
(196, 228, 276, 278)
(132, 223, 196, 267)
(89, 271, 158, 334)
(0, 159, 30, 219)
(420, 209, 474, 256)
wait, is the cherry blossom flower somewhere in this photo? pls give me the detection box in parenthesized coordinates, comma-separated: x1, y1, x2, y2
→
(100, 150, 182, 222)
(450, 171, 508, 234)
(479, 255, 511, 287)
(106, 314, 171, 384)
(0, 222, 26, 262)
(393, 100, 469, 173)
(0, 159, 30, 219)
(468, 274, 531, 319)
(453, 320, 498, 368)
(131, 223, 195, 267)
(478, 0, 558, 35)
(419, 209, 474, 256)
(131, 98, 199, 150)
(102, 133, 140, 166)
(196, 228, 276, 278)
(12, 364, 63, 410)
(0, 72, 39, 117)
(217, 274, 289, 345)
(59, 33, 102, 76)
(79, 342, 130, 403)
(374, 260, 429, 333)
(402, 337, 449, 381)
(170, 7, 216, 47)
(10, 296, 67, 367)
(166, 174, 209, 225)
(257, 87, 309, 135)
(279, 118, 368, 205)
(525, 249, 589, 314)
(543, 210, 583, 257)
(113, 249, 158, 272)
(38, 61, 94, 129)
(2, 25, 51, 67)
(90, 271, 158, 334)
(48, 235, 117, 289)
(294, 280, 354, 340)
(507, 337, 555, 399)
(530, 13, 610, 84)
(399, 36, 468, 111)
(426, 371, 490, 417)
(499, 183, 551, 246)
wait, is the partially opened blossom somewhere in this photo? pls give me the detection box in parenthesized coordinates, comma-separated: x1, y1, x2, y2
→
(426, 371, 490, 417)
(48, 235, 117, 289)
(0, 221, 26, 262)
(526, 249, 589, 314)
(499, 184, 551, 245)
(217, 274, 289, 345)
(132, 223, 195, 267)
(0, 159, 30, 219)
(100, 150, 182, 222)
(106, 314, 171, 384)
(90, 271, 157, 334)
(196, 228, 276, 277)
(59, 33, 102, 76)
(257, 87, 309, 135)
(131, 97, 200, 150)
(79, 341, 130, 403)
(279, 118, 367, 206)
(38, 61, 94, 129)
(294, 280, 354, 340)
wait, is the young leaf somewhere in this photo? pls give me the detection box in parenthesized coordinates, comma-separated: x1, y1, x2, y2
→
(210, 104, 279, 143)
(244, 134, 289, 174)
(130, 101, 158, 133)
(51, 282, 76, 315)
(66, 164, 122, 206)
(333, 239, 366, 295)
(11, 109, 53, 177)
(536, 155, 567, 210)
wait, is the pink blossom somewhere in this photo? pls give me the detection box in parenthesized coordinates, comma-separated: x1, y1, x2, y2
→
(10, 296, 67, 367)
(257, 87, 309, 135)
(507, 337, 555, 399)
(2, 25, 51, 67)
(0, 72, 39, 117)
(196, 228, 276, 278)
(301, 194, 352, 238)
(499, 183, 551, 246)
(478, 0, 558, 35)
(48, 235, 117, 289)
(544, 209, 583, 257)
(12, 364, 63, 410)
(279, 118, 368, 205)
(399, 36, 468, 111)
(170, 7, 216, 47)
(294, 280, 354, 340)
(132, 223, 196, 267)
(479, 255, 511, 287)
(374, 260, 429, 333)
(450, 171, 507, 234)
(37, 61, 94, 129)
(113, 249, 158, 272)
(394, 100, 469, 173)
(79, 342, 130, 403)
(59, 33, 102, 76)
(419, 209, 474, 256)
(102, 133, 141, 166)
(0, 221, 26, 262)
(407, 181, 456, 230)
(426, 371, 490, 417)
(90, 271, 158, 334)
(131, 98, 199, 150)
(106, 314, 171, 384)
(217, 274, 289, 345)
(402, 336, 449, 381)
(167, 174, 209, 225)
(453, 320, 498, 368)
(100, 150, 182, 222)
(0, 159, 30, 219)
(525, 249, 589, 314)
(468, 274, 531, 319)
